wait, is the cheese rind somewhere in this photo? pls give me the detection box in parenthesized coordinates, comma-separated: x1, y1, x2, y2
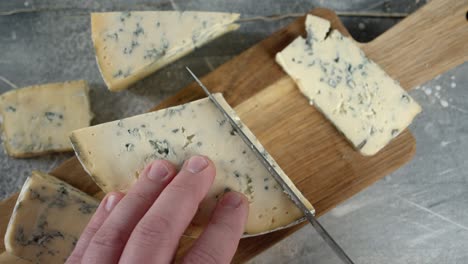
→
(91, 11, 240, 91)
(4, 171, 99, 264)
(0, 253, 31, 264)
(276, 15, 421, 155)
(71, 94, 313, 235)
(0, 80, 93, 157)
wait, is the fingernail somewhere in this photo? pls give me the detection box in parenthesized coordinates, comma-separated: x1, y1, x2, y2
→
(221, 192, 243, 209)
(186, 156, 208, 173)
(147, 161, 169, 181)
(105, 194, 119, 212)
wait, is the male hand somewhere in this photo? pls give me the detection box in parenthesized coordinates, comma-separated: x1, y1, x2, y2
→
(67, 155, 249, 264)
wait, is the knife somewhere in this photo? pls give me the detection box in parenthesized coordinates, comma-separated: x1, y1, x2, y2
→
(186, 67, 355, 264)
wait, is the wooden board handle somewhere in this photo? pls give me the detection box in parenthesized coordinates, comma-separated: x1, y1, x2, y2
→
(363, 0, 468, 89)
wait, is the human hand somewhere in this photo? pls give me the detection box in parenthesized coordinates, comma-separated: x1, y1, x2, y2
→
(67, 155, 249, 264)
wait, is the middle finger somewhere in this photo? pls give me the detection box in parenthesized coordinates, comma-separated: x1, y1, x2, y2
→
(119, 155, 216, 263)
(81, 160, 177, 264)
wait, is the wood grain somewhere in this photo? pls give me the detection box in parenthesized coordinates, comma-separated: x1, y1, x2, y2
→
(363, 0, 468, 89)
(1, 0, 466, 262)
(152, 8, 352, 111)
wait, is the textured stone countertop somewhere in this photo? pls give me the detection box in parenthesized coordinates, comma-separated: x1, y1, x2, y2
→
(0, 0, 467, 263)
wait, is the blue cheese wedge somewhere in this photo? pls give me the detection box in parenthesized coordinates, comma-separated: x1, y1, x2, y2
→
(91, 11, 240, 91)
(70, 94, 313, 236)
(4, 171, 99, 264)
(0, 252, 31, 263)
(276, 15, 422, 155)
(0, 81, 93, 158)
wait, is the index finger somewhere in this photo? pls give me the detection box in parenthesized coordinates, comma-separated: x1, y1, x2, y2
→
(81, 159, 178, 264)
(119, 155, 216, 263)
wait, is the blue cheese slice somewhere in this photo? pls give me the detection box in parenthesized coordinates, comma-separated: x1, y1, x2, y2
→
(70, 94, 313, 236)
(91, 11, 240, 91)
(0, 81, 93, 158)
(276, 15, 422, 155)
(4, 171, 99, 264)
(0, 253, 31, 263)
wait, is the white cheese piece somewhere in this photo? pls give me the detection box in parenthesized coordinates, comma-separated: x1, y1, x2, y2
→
(0, 252, 31, 264)
(0, 81, 93, 158)
(4, 171, 99, 264)
(91, 11, 240, 91)
(70, 94, 313, 236)
(276, 15, 422, 155)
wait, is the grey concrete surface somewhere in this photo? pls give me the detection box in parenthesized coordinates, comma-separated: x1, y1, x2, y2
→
(0, 0, 467, 263)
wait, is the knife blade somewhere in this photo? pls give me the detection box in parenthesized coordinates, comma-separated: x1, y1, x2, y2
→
(186, 67, 355, 264)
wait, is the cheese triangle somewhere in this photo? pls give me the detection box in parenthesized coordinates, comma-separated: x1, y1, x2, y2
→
(0, 80, 93, 157)
(91, 11, 240, 91)
(5, 171, 99, 263)
(276, 15, 421, 155)
(70, 94, 313, 236)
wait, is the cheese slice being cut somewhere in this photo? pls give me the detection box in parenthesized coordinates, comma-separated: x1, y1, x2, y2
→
(0, 80, 93, 158)
(0, 253, 31, 264)
(91, 11, 240, 91)
(4, 171, 99, 264)
(70, 94, 313, 236)
(276, 15, 422, 155)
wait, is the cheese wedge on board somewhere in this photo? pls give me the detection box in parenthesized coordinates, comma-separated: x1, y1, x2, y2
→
(91, 11, 240, 91)
(276, 15, 421, 155)
(0, 80, 93, 157)
(70, 94, 313, 236)
(4, 171, 99, 263)
(0, 253, 30, 264)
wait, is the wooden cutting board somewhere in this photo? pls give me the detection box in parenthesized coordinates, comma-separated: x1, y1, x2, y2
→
(1, 0, 467, 262)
